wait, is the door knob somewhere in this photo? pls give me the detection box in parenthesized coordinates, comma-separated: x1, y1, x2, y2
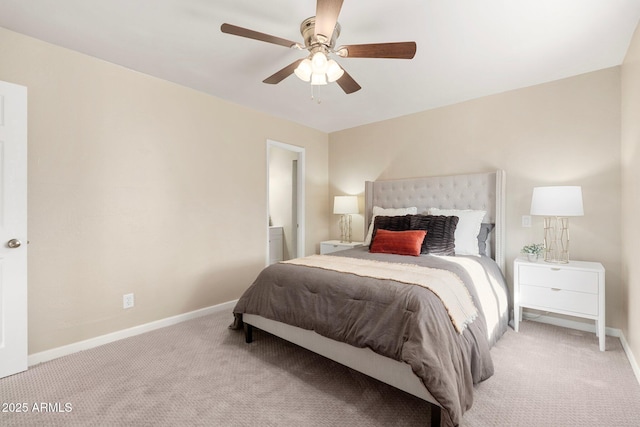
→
(7, 239, 21, 248)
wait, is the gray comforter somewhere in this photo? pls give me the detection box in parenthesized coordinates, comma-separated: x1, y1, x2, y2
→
(231, 248, 509, 426)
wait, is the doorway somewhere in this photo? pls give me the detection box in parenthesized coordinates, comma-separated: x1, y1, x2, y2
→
(267, 140, 305, 265)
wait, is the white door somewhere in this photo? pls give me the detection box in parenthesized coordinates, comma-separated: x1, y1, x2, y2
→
(0, 80, 28, 378)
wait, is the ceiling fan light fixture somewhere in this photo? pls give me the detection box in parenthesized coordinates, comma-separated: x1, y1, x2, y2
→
(311, 72, 327, 85)
(326, 59, 344, 82)
(311, 51, 329, 73)
(296, 52, 342, 86)
(294, 58, 313, 81)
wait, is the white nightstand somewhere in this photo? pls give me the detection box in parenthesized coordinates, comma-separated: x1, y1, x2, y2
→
(513, 258, 606, 351)
(320, 240, 363, 255)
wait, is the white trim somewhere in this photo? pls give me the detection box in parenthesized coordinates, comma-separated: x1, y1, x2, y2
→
(522, 312, 640, 386)
(26, 297, 640, 389)
(28, 300, 238, 367)
(495, 169, 506, 272)
(619, 331, 640, 386)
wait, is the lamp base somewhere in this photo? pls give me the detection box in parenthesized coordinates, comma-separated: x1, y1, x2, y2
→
(339, 214, 352, 243)
(542, 216, 570, 263)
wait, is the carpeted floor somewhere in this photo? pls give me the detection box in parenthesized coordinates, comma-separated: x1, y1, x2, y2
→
(1, 309, 639, 426)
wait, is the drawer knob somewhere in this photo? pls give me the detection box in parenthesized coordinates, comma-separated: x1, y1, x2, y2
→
(551, 288, 562, 291)
(551, 268, 561, 271)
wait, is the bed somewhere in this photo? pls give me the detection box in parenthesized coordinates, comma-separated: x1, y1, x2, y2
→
(231, 170, 509, 427)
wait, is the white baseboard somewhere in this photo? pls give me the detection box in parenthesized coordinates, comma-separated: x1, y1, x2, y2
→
(619, 331, 640, 385)
(522, 312, 640, 386)
(28, 299, 238, 367)
(27, 302, 640, 389)
(522, 312, 621, 337)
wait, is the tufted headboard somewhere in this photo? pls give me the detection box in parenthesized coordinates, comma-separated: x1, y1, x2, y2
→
(364, 170, 506, 271)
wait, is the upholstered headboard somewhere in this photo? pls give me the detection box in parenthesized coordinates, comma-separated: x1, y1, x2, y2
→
(364, 170, 506, 271)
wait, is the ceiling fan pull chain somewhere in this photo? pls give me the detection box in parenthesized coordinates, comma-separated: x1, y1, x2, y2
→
(311, 85, 322, 104)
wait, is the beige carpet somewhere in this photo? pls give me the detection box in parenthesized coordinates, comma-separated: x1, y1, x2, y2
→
(1, 309, 639, 426)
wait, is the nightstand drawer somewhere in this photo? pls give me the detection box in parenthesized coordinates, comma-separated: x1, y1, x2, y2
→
(520, 284, 598, 316)
(320, 240, 363, 255)
(518, 265, 598, 294)
(321, 243, 343, 254)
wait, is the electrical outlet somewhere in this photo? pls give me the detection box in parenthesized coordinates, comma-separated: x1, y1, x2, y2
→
(123, 293, 134, 309)
(522, 215, 532, 228)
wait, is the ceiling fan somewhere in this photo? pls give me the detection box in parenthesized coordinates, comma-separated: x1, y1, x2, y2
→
(221, 0, 417, 94)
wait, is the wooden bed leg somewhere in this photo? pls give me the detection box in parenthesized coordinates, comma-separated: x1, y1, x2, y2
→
(244, 323, 253, 344)
(430, 404, 441, 426)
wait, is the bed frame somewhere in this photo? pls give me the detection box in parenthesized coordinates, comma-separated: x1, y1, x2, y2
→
(243, 170, 506, 426)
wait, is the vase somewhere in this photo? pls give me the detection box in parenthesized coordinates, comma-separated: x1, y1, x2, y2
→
(527, 253, 538, 262)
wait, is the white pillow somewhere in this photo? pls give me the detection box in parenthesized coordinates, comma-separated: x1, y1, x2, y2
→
(428, 208, 486, 256)
(364, 206, 418, 246)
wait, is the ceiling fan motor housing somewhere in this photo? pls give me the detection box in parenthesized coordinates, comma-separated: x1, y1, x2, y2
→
(300, 17, 341, 50)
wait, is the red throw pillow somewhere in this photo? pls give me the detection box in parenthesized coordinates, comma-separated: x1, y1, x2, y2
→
(369, 229, 427, 256)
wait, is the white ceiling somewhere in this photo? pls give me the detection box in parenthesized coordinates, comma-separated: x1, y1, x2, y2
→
(1, 0, 639, 133)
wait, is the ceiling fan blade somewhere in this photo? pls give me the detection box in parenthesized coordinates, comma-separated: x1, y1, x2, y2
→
(338, 42, 417, 59)
(221, 23, 299, 48)
(263, 59, 304, 84)
(336, 69, 361, 94)
(315, 0, 344, 42)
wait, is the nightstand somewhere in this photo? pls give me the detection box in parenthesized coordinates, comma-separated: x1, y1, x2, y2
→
(320, 240, 363, 255)
(513, 258, 606, 351)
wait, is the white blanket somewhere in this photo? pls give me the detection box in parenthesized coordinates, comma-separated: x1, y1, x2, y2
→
(284, 255, 478, 334)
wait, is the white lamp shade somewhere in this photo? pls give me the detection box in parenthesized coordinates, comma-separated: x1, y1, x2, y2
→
(294, 58, 312, 82)
(311, 52, 328, 73)
(310, 72, 327, 85)
(333, 196, 358, 214)
(295, 52, 344, 86)
(326, 60, 344, 82)
(530, 186, 584, 216)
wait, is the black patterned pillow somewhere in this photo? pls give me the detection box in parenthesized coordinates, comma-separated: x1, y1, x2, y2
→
(409, 215, 459, 256)
(371, 215, 412, 243)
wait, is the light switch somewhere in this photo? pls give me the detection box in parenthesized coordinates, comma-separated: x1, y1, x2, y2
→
(522, 215, 532, 228)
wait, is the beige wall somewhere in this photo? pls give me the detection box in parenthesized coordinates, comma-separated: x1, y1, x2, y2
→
(329, 68, 623, 329)
(0, 27, 329, 354)
(622, 22, 640, 367)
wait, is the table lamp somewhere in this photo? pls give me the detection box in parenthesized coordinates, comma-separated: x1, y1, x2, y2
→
(333, 196, 358, 243)
(530, 186, 584, 263)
